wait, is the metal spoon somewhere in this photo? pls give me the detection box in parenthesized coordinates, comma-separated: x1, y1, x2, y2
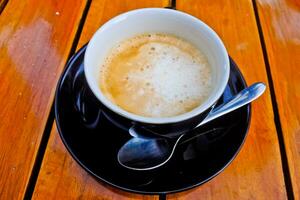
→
(118, 82, 266, 171)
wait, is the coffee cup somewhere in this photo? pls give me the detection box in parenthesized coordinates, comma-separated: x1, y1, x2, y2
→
(84, 8, 230, 137)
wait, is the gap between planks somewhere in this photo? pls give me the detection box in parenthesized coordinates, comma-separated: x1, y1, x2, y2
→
(251, 0, 294, 199)
(23, 1, 92, 199)
(0, 0, 9, 14)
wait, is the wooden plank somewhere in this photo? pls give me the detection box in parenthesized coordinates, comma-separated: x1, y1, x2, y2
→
(0, 0, 87, 199)
(167, 0, 288, 199)
(32, 0, 168, 199)
(255, 0, 300, 198)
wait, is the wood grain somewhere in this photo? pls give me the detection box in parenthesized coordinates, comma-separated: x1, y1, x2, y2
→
(0, 0, 87, 199)
(32, 0, 168, 199)
(167, 0, 288, 199)
(255, 0, 300, 198)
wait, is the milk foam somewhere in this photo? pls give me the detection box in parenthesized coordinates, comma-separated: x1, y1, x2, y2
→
(99, 34, 212, 117)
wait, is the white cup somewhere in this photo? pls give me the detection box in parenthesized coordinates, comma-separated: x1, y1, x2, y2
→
(84, 8, 229, 135)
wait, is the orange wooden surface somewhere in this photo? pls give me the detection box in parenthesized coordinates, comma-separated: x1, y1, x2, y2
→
(167, 0, 287, 199)
(32, 0, 168, 199)
(0, 0, 87, 199)
(256, 0, 300, 198)
(1, 0, 298, 199)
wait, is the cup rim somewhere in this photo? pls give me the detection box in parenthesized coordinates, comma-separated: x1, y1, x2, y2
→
(84, 8, 230, 124)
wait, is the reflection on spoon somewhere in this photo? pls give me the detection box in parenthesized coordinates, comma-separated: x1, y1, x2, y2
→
(118, 82, 266, 171)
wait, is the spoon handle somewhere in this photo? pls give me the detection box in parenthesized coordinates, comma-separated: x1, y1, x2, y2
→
(197, 82, 266, 127)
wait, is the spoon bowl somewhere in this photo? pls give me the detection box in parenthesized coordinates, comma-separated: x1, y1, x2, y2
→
(118, 135, 184, 170)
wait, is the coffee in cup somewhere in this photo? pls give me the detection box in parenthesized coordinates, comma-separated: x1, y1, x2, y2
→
(99, 33, 212, 118)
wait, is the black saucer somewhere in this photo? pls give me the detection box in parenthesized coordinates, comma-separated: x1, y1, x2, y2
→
(55, 45, 251, 194)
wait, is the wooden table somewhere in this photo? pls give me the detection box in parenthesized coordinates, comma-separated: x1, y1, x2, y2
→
(0, 0, 299, 199)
